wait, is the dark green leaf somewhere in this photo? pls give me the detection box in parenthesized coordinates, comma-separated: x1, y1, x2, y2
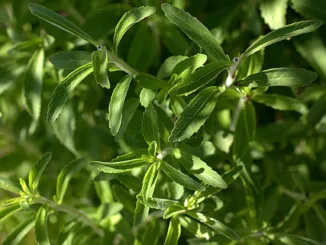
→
(35, 207, 50, 245)
(3, 217, 34, 245)
(142, 104, 160, 150)
(157, 56, 187, 79)
(164, 216, 181, 245)
(291, 0, 326, 24)
(49, 51, 91, 70)
(91, 46, 110, 89)
(142, 219, 160, 245)
(307, 96, 326, 127)
(0, 204, 22, 224)
(272, 233, 324, 245)
(136, 73, 167, 89)
(134, 199, 150, 226)
(28, 152, 52, 192)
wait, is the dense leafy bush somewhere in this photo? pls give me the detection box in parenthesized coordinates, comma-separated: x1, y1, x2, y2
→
(1, 0, 326, 244)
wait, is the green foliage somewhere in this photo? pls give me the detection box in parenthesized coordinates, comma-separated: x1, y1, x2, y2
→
(1, 1, 326, 244)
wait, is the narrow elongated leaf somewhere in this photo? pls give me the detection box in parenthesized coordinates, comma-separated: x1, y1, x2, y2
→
(134, 199, 150, 226)
(260, 0, 288, 30)
(113, 6, 156, 54)
(242, 20, 322, 58)
(141, 162, 159, 202)
(252, 93, 308, 114)
(157, 56, 187, 79)
(0, 178, 21, 194)
(112, 149, 148, 162)
(49, 51, 91, 69)
(0, 204, 22, 223)
(169, 60, 231, 96)
(237, 68, 317, 87)
(47, 62, 93, 123)
(169, 86, 219, 142)
(35, 207, 50, 245)
(178, 216, 215, 240)
(188, 212, 240, 241)
(136, 73, 167, 89)
(142, 104, 160, 150)
(161, 160, 205, 191)
(164, 204, 186, 219)
(137, 196, 179, 210)
(108, 75, 132, 136)
(272, 233, 324, 245)
(142, 219, 160, 245)
(3, 217, 35, 245)
(28, 152, 52, 192)
(172, 54, 207, 78)
(117, 175, 142, 193)
(28, 3, 98, 46)
(90, 158, 147, 173)
(55, 158, 86, 204)
(173, 148, 226, 188)
(307, 96, 326, 127)
(291, 0, 326, 24)
(23, 48, 44, 121)
(161, 4, 225, 60)
(91, 46, 110, 89)
(164, 216, 181, 245)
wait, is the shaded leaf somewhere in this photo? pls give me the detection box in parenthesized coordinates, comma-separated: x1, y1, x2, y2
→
(28, 152, 52, 192)
(3, 217, 34, 245)
(136, 73, 167, 89)
(142, 219, 160, 245)
(35, 207, 50, 245)
(49, 51, 91, 70)
(91, 46, 110, 89)
(142, 104, 160, 150)
(0, 204, 22, 224)
(260, 0, 288, 30)
(90, 158, 147, 173)
(164, 216, 181, 245)
(291, 0, 326, 24)
(157, 56, 187, 79)
(307, 96, 326, 127)
(172, 54, 207, 79)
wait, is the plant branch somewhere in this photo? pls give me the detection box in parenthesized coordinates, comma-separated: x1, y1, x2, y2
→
(230, 97, 246, 132)
(106, 50, 138, 78)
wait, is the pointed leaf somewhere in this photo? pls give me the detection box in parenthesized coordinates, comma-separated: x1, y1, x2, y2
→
(136, 73, 167, 89)
(272, 233, 324, 245)
(142, 104, 160, 150)
(90, 158, 147, 173)
(169, 86, 219, 142)
(28, 152, 52, 192)
(163, 204, 186, 219)
(237, 68, 317, 87)
(137, 195, 179, 210)
(134, 199, 150, 226)
(108, 75, 132, 136)
(141, 162, 159, 202)
(113, 6, 156, 54)
(55, 158, 86, 204)
(23, 48, 44, 121)
(35, 207, 50, 245)
(0, 204, 22, 224)
(3, 217, 35, 245)
(161, 160, 205, 191)
(178, 216, 215, 240)
(91, 46, 110, 89)
(172, 54, 207, 78)
(47, 62, 93, 123)
(161, 4, 226, 60)
(169, 60, 231, 96)
(164, 216, 181, 245)
(28, 3, 98, 46)
(49, 51, 91, 69)
(157, 56, 187, 79)
(307, 96, 326, 127)
(242, 20, 322, 58)
(0, 178, 21, 194)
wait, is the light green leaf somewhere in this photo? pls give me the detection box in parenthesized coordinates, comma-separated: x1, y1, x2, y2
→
(161, 3, 226, 60)
(137, 195, 179, 210)
(242, 20, 322, 59)
(0, 204, 22, 224)
(172, 54, 207, 78)
(169, 60, 231, 96)
(113, 6, 156, 54)
(188, 212, 240, 241)
(0, 178, 21, 194)
(307, 96, 326, 127)
(49, 51, 91, 70)
(170, 95, 187, 117)
(3, 217, 35, 245)
(35, 207, 50, 245)
(117, 175, 142, 193)
(55, 158, 86, 204)
(142, 104, 160, 150)
(141, 162, 159, 202)
(272, 233, 324, 245)
(47, 62, 93, 123)
(134, 199, 150, 226)
(163, 204, 186, 219)
(28, 3, 98, 46)
(23, 48, 44, 121)
(260, 0, 288, 30)
(237, 49, 264, 80)
(252, 93, 308, 114)
(28, 152, 52, 192)
(172, 148, 227, 188)
(178, 215, 215, 240)
(237, 68, 317, 87)
(108, 75, 132, 136)
(233, 101, 256, 158)
(136, 73, 167, 89)
(291, 0, 326, 24)
(169, 86, 219, 142)
(164, 216, 181, 245)
(19, 178, 31, 195)
(157, 56, 187, 79)
(90, 158, 147, 173)
(140, 88, 156, 108)
(161, 160, 205, 191)
(91, 46, 110, 89)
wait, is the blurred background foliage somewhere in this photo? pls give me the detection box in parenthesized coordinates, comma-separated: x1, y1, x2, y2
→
(0, 0, 326, 244)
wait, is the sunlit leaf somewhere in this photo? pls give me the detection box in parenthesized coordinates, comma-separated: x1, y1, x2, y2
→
(260, 0, 288, 30)
(91, 46, 110, 89)
(35, 207, 50, 245)
(164, 216, 181, 245)
(28, 152, 52, 192)
(142, 104, 160, 150)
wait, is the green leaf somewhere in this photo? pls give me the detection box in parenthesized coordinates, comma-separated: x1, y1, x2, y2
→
(19, 178, 31, 195)
(291, 0, 326, 24)
(28, 152, 52, 192)
(90, 158, 147, 173)
(108, 75, 132, 136)
(113, 6, 156, 54)
(169, 86, 219, 142)
(136, 73, 167, 89)
(242, 20, 322, 58)
(233, 101, 256, 158)
(3, 217, 34, 245)
(134, 199, 150, 226)
(55, 158, 86, 204)
(148, 141, 158, 157)
(49, 51, 92, 70)
(140, 88, 156, 108)
(163, 204, 186, 219)
(23, 48, 44, 121)
(188, 212, 240, 241)
(157, 56, 187, 79)
(137, 195, 179, 210)
(0, 178, 21, 194)
(117, 175, 142, 193)
(307, 96, 326, 127)
(178, 215, 215, 240)
(0, 204, 22, 224)
(272, 233, 324, 245)
(237, 49, 264, 80)
(35, 207, 50, 245)
(164, 216, 181, 245)
(47, 62, 93, 123)
(161, 160, 205, 191)
(172, 148, 227, 188)
(252, 93, 308, 114)
(169, 60, 231, 96)
(237, 68, 317, 87)
(172, 54, 207, 78)
(141, 162, 159, 202)
(142, 219, 160, 245)
(91, 46, 110, 89)
(28, 3, 98, 47)
(142, 104, 160, 150)
(260, 0, 288, 30)
(161, 3, 226, 60)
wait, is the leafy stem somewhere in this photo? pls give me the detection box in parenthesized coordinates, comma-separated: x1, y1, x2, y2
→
(106, 49, 138, 78)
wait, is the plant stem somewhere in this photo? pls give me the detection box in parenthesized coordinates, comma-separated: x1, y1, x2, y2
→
(106, 50, 138, 78)
(230, 97, 246, 132)
(33, 196, 104, 237)
(279, 186, 307, 201)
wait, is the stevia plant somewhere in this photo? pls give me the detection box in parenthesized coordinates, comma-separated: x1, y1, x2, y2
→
(0, 0, 326, 244)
